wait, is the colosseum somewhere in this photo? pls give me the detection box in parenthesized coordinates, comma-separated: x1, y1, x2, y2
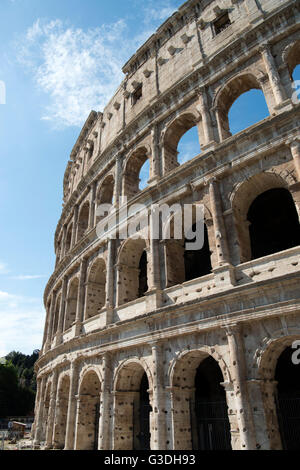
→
(33, 0, 300, 451)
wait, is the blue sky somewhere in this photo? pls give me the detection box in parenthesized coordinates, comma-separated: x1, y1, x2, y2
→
(0, 0, 299, 357)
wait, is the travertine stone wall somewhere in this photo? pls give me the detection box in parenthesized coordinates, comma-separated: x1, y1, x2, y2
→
(34, 0, 300, 451)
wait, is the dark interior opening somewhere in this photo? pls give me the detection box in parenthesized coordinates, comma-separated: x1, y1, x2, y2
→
(214, 13, 231, 35)
(134, 372, 151, 450)
(193, 356, 231, 450)
(184, 224, 212, 282)
(138, 251, 148, 297)
(132, 85, 143, 106)
(275, 346, 300, 450)
(247, 188, 300, 260)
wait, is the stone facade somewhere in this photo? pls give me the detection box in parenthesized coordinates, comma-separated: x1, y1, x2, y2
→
(33, 0, 300, 450)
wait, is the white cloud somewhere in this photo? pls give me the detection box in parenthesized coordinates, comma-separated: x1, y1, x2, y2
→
(10, 274, 47, 281)
(16, 19, 141, 128)
(0, 291, 45, 356)
(16, 1, 180, 129)
(0, 261, 9, 275)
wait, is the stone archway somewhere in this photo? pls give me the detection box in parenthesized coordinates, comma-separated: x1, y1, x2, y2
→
(117, 237, 149, 306)
(53, 374, 70, 449)
(163, 203, 215, 288)
(113, 360, 152, 450)
(85, 258, 106, 320)
(257, 335, 300, 450)
(162, 112, 200, 173)
(170, 350, 231, 450)
(75, 370, 102, 450)
(214, 72, 271, 141)
(123, 147, 151, 199)
(231, 172, 299, 263)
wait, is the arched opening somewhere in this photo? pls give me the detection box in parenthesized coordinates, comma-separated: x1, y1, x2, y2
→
(117, 238, 149, 306)
(96, 175, 114, 224)
(85, 258, 106, 320)
(216, 74, 270, 141)
(114, 363, 152, 450)
(247, 188, 300, 260)
(52, 294, 61, 339)
(292, 64, 300, 83)
(65, 224, 72, 254)
(77, 202, 90, 242)
(286, 40, 300, 83)
(139, 159, 150, 191)
(165, 216, 213, 288)
(138, 251, 148, 298)
(123, 148, 151, 199)
(172, 351, 231, 450)
(75, 371, 101, 450)
(193, 357, 231, 450)
(275, 346, 300, 450)
(134, 372, 151, 450)
(53, 375, 70, 449)
(184, 223, 212, 282)
(177, 126, 201, 166)
(64, 278, 78, 331)
(228, 89, 269, 135)
(163, 113, 200, 173)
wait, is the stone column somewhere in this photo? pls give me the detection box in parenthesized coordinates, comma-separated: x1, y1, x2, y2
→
(246, 379, 273, 450)
(289, 140, 300, 181)
(197, 87, 215, 147)
(71, 205, 79, 248)
(260, 43, 286, 106)
(33, 375, 46, 447)
(99, 353, 113, 450)
(150, 123, 161, 182)
(260, 379, 282, 450)
(214, 106, 230, 142)
(64, 361, 80, 450)
(56, 276, 68, 344)
(225, 324, 256, 450)
(113, 154, 124, 206)
(89, 182, 97, 230)
(60, 225, 67, 262)
(45, 292, 57, 349)
(149, 208, 162, 294)
(42, 301, 52, 352)
(209, 178, 230, 266)
(75, 258, 87, 336)
(151, 343, 167, 450)
(105, 239, 115, 324)
(45, 369, 59, 449)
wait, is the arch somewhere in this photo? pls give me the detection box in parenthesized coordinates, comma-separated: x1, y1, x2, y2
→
(123, 146, 151, 199)
(96, 174, 114, 224)
(170, 349, 231, 450)
(163, 203, 215, 287)
(231, 172, 299, 263)
(214, 73, 270, 141)
(85, 257, 107, 320)
(282, 40, 300, 79)
(162, 112, 200, 173)
(256, 334, 300, 450)
(77, 201, 90, 242)
(52, 293, 61, 338)
(64, 277, 79, 331)
(247, 187, 300, 260)
(75, 370, 102, 450)
(113, 359, 153, 450)
(53, 373, 70, 449)
(117, 237, 149, 306)
(65, 223, 73, 254)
